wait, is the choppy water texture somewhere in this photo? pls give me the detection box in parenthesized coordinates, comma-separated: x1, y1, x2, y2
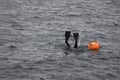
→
(0, 0, 120, 80)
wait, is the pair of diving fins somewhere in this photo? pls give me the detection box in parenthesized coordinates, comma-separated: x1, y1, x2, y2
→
(65, 31, 79, 49)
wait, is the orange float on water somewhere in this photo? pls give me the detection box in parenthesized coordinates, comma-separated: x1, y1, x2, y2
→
(88, 41, 100, 50)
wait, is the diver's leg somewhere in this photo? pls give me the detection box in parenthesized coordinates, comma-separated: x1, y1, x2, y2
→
(65, 31, 71, 49)
(73, 33, 79, 48)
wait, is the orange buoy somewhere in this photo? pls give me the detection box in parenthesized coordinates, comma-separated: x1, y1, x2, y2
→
(88, 41, 100, 50)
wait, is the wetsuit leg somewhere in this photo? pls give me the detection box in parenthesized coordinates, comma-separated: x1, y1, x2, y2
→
(65, 31, 71, 49)
(73, 33, 79, 48)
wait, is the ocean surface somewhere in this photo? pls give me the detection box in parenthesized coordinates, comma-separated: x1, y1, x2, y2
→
(0, 0, 120, 80)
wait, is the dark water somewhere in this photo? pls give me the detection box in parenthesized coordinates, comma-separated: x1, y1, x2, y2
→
(0, 0, 120, 80)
